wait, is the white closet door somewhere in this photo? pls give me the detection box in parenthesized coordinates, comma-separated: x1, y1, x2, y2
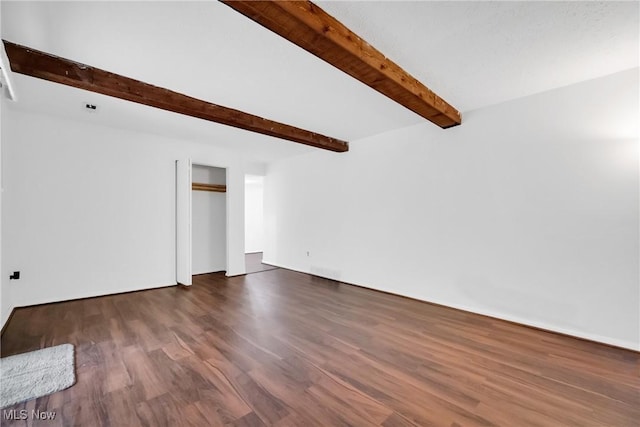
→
(176, 159, 192, 286)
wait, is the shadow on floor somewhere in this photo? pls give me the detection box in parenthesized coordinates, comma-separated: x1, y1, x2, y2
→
(245, 252, 278, 274)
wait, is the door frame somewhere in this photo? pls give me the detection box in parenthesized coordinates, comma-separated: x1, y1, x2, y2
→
(176, 158, 192, 286)
(176, 158, 231, 285)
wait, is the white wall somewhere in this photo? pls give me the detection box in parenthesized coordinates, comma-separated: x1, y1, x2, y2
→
(192, 165, 227, 274)
(245, 175, 264, 253)
(264, 69, 640, 350)
(0, 97, 8, 328)
(1, 106, 247, 314)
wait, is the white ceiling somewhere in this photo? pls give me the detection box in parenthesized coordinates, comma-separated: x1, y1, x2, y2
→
(1, 1, 638, 163)
(319, 1, 639, 112)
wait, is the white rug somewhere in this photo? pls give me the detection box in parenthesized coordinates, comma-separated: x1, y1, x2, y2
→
(0, 344, 76, 408)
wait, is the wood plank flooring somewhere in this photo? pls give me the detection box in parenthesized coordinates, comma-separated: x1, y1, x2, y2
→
(1, 269, 638, 426)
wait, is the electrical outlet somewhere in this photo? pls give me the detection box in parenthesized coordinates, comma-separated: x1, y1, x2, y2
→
(306, 251, 310, 256)
(9, 271, 20, 280)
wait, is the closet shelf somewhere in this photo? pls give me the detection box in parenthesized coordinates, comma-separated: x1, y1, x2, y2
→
(192, 183, 226, 193)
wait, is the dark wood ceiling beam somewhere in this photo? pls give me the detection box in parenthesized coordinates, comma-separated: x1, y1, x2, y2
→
(2, 40, 349, 152)
(220, 1, 461, 129)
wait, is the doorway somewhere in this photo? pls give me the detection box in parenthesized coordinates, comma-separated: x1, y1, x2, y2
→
(244, 175, 276, 274)
(176, 160, 228, 286)
(192, 165, 227, 276)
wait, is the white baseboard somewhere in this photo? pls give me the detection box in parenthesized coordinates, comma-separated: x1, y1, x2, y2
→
(259, 260, 639, 351)
(12, 282, 178, 310)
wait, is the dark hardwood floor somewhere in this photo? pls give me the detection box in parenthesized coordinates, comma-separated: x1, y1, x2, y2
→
(1, 269, 638, 426)
(245, 253, 278, 275)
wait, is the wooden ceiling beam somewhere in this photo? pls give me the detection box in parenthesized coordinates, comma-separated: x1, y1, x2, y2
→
(2, 40, 349, 152)
(221, 1, 462, 129)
